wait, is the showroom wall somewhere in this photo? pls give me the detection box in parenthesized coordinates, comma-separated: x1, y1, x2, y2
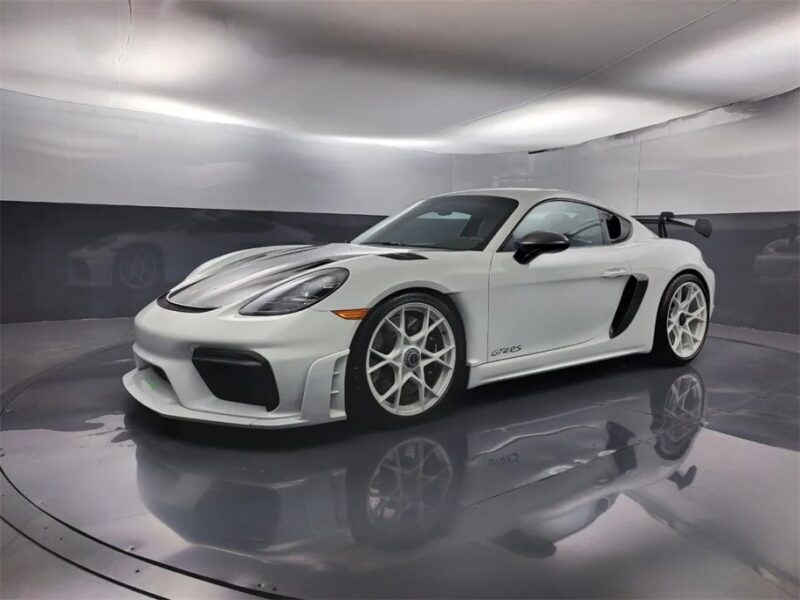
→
(2, 89, 798, 331)
(0, 91, 451, 215)
(451, 89, 799, 217)
(0, 90, 449, 321)
(451, 89, 800, 333)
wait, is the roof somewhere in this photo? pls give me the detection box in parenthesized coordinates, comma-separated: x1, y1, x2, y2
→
(435, 187, 631, 218)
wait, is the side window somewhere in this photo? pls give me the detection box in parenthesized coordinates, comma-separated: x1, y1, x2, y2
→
(603, 212, 631, 244)
(503, 200, 605, 250)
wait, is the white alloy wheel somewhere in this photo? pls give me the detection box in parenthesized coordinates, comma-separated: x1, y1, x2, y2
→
(666, 282, 708, 358)
(365, 302, 457, 417)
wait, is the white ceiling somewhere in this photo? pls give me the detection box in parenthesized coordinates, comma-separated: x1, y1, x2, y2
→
(2, 0, 799, 153)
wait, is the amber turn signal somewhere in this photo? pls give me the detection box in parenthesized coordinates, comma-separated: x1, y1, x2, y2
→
(333, 308, 369, 320)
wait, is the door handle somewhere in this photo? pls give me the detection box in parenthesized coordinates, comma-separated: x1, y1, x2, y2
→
(603, 268, 628, 278)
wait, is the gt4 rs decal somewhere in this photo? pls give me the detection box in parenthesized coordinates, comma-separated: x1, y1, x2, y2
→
(491, 345, 522, 357)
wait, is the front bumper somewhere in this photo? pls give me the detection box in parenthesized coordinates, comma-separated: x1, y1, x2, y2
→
(123, 301, 358, 428)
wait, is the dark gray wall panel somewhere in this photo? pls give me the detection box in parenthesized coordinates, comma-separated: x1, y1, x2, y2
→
(0, 201, 380, 323)
(2, 201, 798, 332)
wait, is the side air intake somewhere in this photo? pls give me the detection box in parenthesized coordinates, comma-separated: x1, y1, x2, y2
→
(610, 274, 649, 338)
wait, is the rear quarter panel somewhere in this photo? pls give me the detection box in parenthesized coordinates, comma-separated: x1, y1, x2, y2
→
(623, 238, 715, 350)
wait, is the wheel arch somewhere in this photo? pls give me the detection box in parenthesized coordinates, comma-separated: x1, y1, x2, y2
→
(352, 285, 470, 367)
(366, 285, 466, 332)
(649, 268, 711, 364)
(671, 268, 710, 300)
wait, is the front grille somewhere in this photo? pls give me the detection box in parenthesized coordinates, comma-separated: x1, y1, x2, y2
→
(192, 348, 280, 411)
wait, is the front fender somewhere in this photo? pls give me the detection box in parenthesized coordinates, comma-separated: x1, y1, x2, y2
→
(314, 252, 493, 365)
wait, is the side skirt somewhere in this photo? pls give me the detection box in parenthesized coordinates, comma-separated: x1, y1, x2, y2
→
(467, 345, 649, 389)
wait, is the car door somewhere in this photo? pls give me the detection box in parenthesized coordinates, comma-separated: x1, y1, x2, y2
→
(488, 199, 632, 361)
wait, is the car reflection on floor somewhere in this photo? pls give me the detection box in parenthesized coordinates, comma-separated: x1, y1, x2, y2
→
(130, 366, 705, 569)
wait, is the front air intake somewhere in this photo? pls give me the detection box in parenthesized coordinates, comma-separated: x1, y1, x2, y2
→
(192, 348, 280, 411)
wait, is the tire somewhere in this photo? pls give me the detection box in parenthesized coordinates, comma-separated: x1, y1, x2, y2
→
(345, 292, 467, 428)
(113, 244, 164, 291)
(651, 273, 709, 365)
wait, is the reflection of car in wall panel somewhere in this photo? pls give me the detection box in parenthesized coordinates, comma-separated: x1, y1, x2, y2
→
(132, 367, 704, 568)
(751, 224, 799, 332)
(752, 224, 799, 285)
(123, 188, 715, 429)
(66, 211, 315, 291)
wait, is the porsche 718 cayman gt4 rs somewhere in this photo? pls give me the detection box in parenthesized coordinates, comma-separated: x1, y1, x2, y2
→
(123, 188, 714, 428)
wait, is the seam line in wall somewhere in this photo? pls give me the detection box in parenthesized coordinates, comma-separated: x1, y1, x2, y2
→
(436, 0, 741, 135)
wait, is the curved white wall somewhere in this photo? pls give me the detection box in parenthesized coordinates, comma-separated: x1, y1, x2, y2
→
(0, 91, 451, 216)
(453, 89, 800, 216)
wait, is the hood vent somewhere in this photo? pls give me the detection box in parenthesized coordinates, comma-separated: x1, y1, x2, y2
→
(381, 252, 427, 261)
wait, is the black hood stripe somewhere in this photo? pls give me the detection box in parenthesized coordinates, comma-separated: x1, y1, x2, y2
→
(164, 244, 393, 311)
(168, 245, 317, 299)
(198, 245, 316, 278)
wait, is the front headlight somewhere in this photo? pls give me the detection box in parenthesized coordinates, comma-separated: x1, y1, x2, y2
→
(239, 268, 349, 316)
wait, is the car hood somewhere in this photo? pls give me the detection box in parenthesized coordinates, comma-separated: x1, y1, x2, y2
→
(166, 243, 426, 310)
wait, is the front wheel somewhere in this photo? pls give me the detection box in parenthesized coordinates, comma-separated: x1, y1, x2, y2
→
(345, 293, 467, 427)
(651, 274, 709, 364)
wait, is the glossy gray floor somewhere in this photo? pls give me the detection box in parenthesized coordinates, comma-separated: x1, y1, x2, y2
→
(1, 320, 798, 599)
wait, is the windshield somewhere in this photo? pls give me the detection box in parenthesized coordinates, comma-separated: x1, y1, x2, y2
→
(353, 195, 518, 251)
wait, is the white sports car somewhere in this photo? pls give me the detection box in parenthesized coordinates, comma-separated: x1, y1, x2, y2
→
(123, 188, 714, 428)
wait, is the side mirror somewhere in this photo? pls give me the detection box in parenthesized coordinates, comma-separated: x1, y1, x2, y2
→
(513, 231, 570, 264)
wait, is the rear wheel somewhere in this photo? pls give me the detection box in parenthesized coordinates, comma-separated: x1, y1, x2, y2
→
(346, 293, 467, 427)
(651, 274, 709, 364)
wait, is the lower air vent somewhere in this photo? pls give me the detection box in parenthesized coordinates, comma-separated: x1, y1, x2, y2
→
(192, 348, 280, 411)
(151, 365, 170, 384)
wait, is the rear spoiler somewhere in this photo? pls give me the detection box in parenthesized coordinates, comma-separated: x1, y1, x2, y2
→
(636, 212, 712, 239)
